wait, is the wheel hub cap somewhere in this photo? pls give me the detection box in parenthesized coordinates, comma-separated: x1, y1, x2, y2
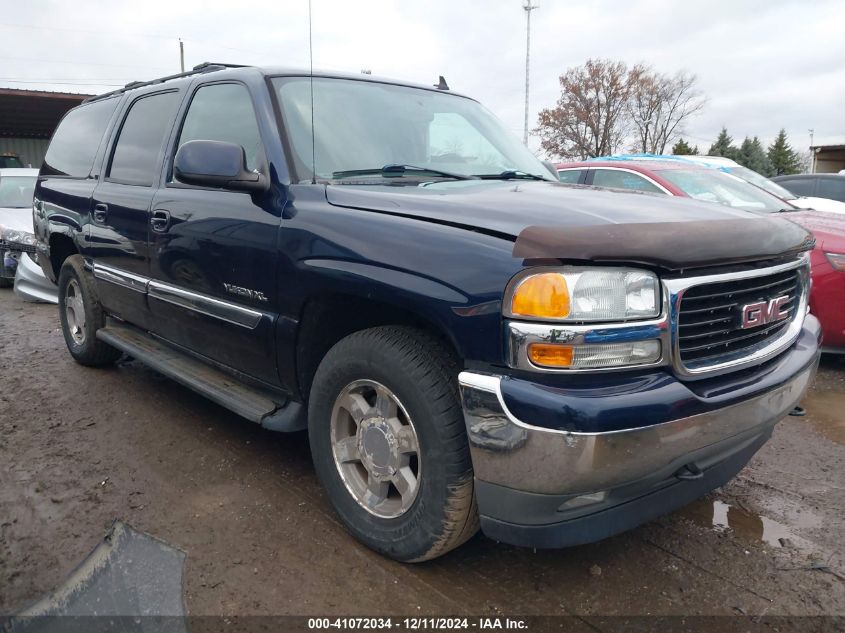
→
(358, 417, 399, 478)
(64, 278, 86, 345)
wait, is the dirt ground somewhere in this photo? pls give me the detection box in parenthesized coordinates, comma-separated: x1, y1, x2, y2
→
(1, 290, 843, 618)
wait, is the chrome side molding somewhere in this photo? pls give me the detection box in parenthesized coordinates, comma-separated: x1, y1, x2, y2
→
(148, 281, 262, 329)
(91, 262, 263, 330)
(93, 263, 149, 294)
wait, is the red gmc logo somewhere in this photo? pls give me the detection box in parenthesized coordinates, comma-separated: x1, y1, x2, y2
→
(740, 295, 790, 329)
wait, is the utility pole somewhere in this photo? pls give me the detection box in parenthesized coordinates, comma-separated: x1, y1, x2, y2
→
(522, 1, 539, 146)
(179, 38, 185, 73)
(809, 129, 815, 173)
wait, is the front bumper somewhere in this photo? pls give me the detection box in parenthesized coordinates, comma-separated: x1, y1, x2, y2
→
(14, 251, 58, 304)
(458, 317, 821, 548)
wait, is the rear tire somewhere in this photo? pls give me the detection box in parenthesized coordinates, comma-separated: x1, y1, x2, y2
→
(58, 255, 122, 367)
(308, 326, 478, 562)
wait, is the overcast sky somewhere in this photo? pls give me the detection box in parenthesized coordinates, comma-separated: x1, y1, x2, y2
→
(3, 0, 843, 155)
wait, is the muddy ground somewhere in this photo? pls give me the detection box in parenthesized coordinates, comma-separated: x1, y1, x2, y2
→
(1, 291, 843, 618)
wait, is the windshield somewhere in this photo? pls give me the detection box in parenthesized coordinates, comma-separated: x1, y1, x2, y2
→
(273, 77, 552, 182)
(0, 175, 36, 208)
(659, 169, 790, 213)
(725, 165, 796, 200)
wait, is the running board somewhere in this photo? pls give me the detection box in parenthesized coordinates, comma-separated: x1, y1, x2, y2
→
(96, 322, 306, 432)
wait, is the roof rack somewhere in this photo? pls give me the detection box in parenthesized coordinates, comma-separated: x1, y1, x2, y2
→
(84, 62, 248, 103)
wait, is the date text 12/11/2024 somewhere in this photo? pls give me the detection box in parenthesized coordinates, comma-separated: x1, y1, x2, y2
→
(307, 618, 528, 630)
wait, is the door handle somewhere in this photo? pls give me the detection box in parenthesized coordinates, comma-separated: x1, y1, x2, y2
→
(93, 203, 108, 223)
(151, 209, 171, 233)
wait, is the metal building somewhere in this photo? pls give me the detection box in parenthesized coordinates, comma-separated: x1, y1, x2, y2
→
(0, 88, 92, 168)
(811, 144, 845, 173)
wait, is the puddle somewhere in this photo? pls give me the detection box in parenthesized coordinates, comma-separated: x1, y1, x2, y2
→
(678, 499, 816, 549)
(799, 391, 845, 445)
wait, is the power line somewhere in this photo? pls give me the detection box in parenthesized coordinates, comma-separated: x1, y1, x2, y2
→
(0, 79, 123, 86)
(0, 21, 273, 59)
(0, 21, 174, 40)
(0, 54, 172, 71)
(0, 77, 135, 82)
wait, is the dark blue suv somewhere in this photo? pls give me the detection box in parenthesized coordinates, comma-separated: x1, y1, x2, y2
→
(33, 63, 821, 561)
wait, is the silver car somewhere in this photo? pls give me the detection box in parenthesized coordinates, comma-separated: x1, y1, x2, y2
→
(0, 168, 57, 303)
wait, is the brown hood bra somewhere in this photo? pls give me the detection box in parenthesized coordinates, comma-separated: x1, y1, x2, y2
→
(513, 216, 814, 271)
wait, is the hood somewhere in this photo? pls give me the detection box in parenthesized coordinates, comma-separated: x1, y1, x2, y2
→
(0, 206, 35, 233)
(786, 209, 845, 251)
(326, 180, 814, 270)
(789, 196, 845, 216)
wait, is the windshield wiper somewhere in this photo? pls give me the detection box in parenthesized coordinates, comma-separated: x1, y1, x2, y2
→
(332, 164, 475, 181)
(474, 170, 548, 181)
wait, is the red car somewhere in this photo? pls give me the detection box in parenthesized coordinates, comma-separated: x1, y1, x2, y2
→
(556, 160, 845, 352)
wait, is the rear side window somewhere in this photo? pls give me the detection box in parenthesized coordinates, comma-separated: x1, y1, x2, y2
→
(591, 169, 664, 193)
(175, 83, 263, 174)
(557, 169, 584, 184)
(817, 178, 845, 202)
(778, 177, 815, 198)
(42, 98, 119, 177)
(108, 91, 181, 186)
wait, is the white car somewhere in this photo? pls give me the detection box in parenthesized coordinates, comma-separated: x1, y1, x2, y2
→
(668, 155, 845, 215)
(0, 168, 58, 303)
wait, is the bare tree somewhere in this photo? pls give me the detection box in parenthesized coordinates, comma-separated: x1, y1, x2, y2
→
(535, 59, 644, 160)
(628, 70, 705, 154)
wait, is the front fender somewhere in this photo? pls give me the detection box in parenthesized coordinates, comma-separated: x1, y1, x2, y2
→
(301, 257, 473, 358)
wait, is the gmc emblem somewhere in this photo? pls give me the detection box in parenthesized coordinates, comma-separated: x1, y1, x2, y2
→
(740, 295, 790, 329)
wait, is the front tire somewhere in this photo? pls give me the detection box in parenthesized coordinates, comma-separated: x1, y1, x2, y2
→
(308, 326, 478, 562)
(58, 255, 121, 367)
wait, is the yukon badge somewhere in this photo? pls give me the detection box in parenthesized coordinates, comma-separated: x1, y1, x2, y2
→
(223, 282, 268, 302)
(740, 295, 790, 329)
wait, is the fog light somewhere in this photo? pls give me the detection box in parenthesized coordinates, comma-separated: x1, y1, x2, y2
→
(558, 491, 608, 511)
(529, 340, 661, 369)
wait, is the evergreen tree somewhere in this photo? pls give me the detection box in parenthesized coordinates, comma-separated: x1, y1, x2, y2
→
(767, 129, 802, 175)
(671, 138, 699, 155)
(708, 127, 739, 159)
(736, 136, 775, 176)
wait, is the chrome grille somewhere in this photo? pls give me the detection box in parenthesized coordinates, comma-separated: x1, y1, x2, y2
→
(677, 268, 800, 365)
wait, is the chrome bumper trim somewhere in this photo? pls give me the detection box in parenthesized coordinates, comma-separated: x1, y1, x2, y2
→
(458, 359, 817, 495)
(506, 316, 670, 373)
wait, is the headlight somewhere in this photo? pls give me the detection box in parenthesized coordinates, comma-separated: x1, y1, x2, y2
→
(825, 252, 845, 271)
(507, 267, 660, 321)
(0, 226, 36, 247)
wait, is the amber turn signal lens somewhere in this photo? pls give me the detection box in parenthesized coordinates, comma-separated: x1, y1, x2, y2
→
(528, 343, 574, 367)
(511, 273, 570, 319)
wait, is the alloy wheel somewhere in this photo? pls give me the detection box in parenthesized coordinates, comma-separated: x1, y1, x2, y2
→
(330, 379, 421, 518)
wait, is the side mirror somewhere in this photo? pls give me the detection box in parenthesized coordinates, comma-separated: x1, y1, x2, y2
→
(173, 140, 268, 192)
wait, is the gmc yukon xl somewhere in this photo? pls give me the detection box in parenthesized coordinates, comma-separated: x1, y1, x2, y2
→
(33, 63, 820, 561)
